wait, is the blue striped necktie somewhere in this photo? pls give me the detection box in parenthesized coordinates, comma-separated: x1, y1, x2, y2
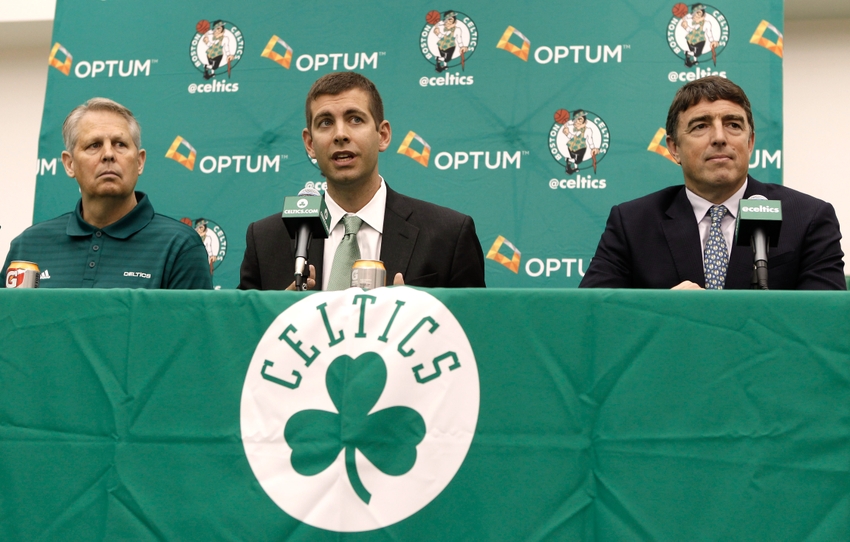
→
(704, 205, 729, 290)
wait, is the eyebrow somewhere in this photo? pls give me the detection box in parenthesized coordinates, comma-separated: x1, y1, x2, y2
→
(686, 113, 746, 129)
(313, 107, 369, 124)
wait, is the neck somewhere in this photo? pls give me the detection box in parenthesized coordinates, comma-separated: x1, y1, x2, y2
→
(80, 193, 138, 229)
(327, 176, 380, 214)
(689, 178, 747, 205)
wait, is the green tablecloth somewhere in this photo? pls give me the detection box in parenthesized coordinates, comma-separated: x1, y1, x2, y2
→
(1, 288, 848, 540)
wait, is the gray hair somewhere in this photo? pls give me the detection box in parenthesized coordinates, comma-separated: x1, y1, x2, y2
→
(62, 97, 142, 152)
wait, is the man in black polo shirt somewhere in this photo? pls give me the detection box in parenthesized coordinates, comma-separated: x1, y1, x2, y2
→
(2, 98, 212, 289)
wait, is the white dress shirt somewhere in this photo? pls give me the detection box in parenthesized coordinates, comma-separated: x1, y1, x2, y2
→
(321, 178, 387, 291)
(685, 179, 748, 274)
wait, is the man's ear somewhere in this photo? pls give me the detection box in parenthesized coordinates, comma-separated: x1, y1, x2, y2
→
(137, 149, 146, 175)
(302, 128, 315, 158)
(378, 120, 392, 152)
(61, 150, 76, 178)
(666, 135, 681, 165)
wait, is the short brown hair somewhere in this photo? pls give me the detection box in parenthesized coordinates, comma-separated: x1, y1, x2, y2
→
(304, 72, 384, 131)
(62, 97, 141, 151)
(666, 76, 754, 143)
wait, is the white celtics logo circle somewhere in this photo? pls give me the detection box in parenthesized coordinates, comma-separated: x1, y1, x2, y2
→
(548, 109, 610, 174)
(241, 287, 479, 532)
(190, 19, 244, 78)
(419, 10, 478, 71)
(667, 3, 729, 66)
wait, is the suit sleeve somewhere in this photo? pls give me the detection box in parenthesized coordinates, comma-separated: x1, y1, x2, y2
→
(238, 221, 261, 290)
(449, 215, 486, 287)
(796, 201, 846, 290)
(579, 205, 634, 288)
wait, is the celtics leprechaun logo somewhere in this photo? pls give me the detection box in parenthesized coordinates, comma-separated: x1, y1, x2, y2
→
(190, 19, 244, 79)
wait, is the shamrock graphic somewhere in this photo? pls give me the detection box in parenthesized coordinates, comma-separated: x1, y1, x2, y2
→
(284, 352, 426, 504)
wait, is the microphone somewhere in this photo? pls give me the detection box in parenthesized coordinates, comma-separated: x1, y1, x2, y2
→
(281, 187, 330, 290)
(734, 194, 782, 290)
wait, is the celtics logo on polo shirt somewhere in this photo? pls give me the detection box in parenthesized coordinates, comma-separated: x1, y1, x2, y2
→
(241, 287, 479, 532)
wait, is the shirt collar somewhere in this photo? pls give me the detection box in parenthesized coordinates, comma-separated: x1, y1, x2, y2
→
(66, 191, 154, 239)
(685, 179, 747, 222)
(324, 177, 386, 234)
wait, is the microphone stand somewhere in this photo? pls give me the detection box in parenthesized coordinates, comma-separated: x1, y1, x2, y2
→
(750, 229, 769, 290)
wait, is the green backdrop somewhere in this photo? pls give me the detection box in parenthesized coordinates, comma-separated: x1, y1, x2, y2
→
(35, 1, 785, 288)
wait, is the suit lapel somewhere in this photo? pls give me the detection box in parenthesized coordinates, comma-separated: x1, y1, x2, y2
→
(379, 187, 419, 279)
(660, 187, 706, 286)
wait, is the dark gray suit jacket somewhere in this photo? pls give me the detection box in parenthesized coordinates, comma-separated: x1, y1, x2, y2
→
(238, 185, 486, 290)
(579, 176, 846, 290)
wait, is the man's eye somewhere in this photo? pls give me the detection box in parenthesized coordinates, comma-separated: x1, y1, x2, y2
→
(351, 117, 363, 124)
(318, 119, 331, 127)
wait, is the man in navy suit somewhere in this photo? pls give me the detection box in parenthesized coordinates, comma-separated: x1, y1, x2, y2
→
(238, 72, 485, 290)
(580, 76, 845, 290)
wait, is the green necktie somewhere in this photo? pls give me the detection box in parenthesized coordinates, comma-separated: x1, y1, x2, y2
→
(327, 215, 363, 291)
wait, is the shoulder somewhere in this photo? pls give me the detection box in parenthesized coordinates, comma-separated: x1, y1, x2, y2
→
(751, 179, 832, 209)
(610, 185, 686, 216)
(11, 214, 73, 242)
(146, 214, 207, 250)
(246, 212, 287, 236)
(386, 186, 474, 226)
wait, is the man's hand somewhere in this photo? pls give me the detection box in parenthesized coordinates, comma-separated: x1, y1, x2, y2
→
(672, 280, 704, 290)
(393, 273, 404, 286)
(286, 264, 316, 291)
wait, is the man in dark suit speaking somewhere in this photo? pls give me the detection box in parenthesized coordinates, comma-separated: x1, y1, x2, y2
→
(238, 72, 485, 290)
(580, 76, 845, 290)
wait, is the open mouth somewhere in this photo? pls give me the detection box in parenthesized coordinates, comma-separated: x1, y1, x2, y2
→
(332, 151, 355, 164)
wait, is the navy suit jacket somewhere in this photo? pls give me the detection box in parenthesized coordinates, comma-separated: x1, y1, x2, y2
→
(579, 176, 846, 290)
(238, 184, 486, 290)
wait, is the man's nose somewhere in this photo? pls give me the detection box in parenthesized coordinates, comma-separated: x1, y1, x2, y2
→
(101, 142, 116, 161)
(709, 121, 727, 145)
(333, 123, 350, 143)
